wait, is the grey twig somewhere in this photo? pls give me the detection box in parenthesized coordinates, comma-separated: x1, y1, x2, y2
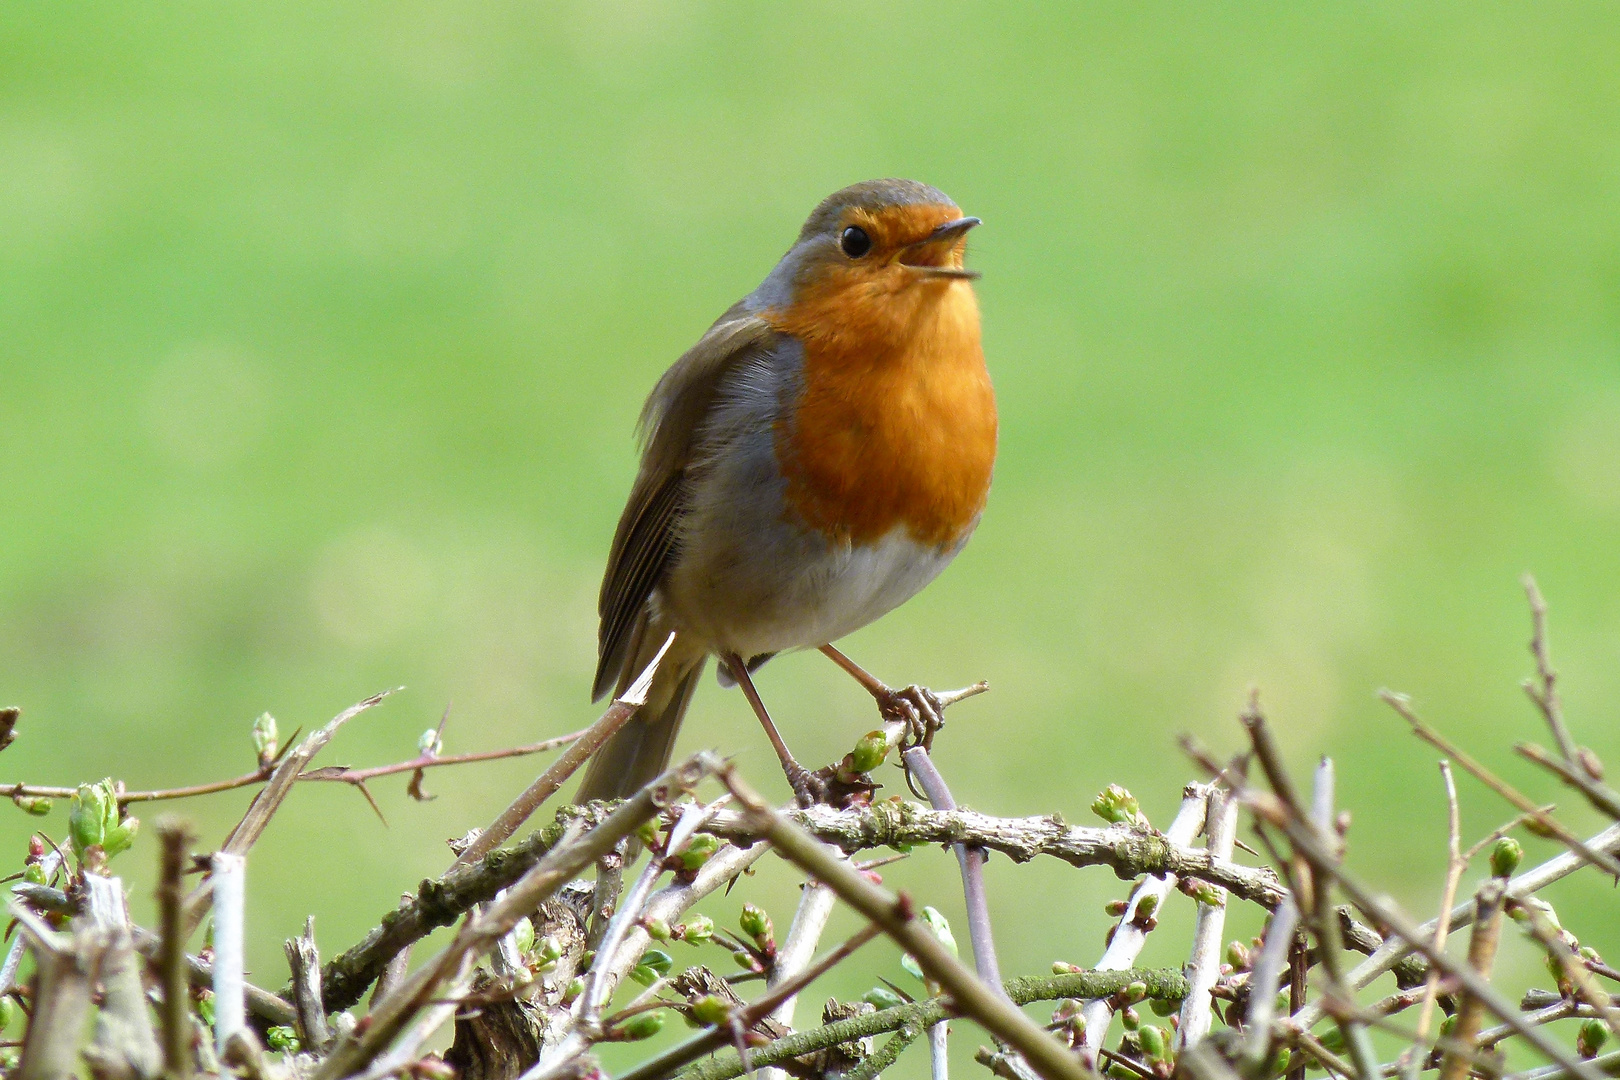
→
(82, 873, 161, 1080)
(155, 818, 193, 1080)
(1405, 761, 1464, 1080)
(1180, 786, 1239, 1048)
(1081, 785, 1209, 1057)
(1522, 575, 1578, 766)
(1242, 897, 1300, 1070)
(703, 801, 1283, 908)
(285, 915, 330, 1051)
(16, 904, 105, 1080)
(210, 853, 247, 1061)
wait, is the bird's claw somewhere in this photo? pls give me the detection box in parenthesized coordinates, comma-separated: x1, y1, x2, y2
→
(882, 684, 946, 754)
(784, 760, 830, 808)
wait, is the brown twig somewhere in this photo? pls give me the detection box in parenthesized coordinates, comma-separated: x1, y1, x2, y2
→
(1514, 743, 1620, 823)
(714, 762, 1094, 1080)
(1522, 576, 1579, 767)
(1407, 761, 1464, 1080)
(285, 916, 330, 1051)
(1438, 879, 1505, 1080)
(450, 633, 674, 870)
(1380, 690, 1620, 879)
(155, 818, 193, 1080)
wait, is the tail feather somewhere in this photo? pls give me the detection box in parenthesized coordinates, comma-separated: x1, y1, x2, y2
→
(576, 656, 705, 803)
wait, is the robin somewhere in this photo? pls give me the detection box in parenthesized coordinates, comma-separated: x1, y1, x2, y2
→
(576, 178, 996, 807)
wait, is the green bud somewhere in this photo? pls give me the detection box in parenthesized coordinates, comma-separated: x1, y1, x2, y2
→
(680, 914, 714, 945)
(1548, 952, 1568, 983)
(920, 907, 957, 958)
(1224, 941, 1249, 969)
(732, 949, 759, 971)
(850, 730, 890, 774)
(1490, 837, 1523, 879)
(739, 903, 773, 944)
(511, 917, 535, 955)
(536, 934, 564, 965)
(901, 951, 925, 981)
(1106, 1065, 1136, 1080)
(636, 820, 660, 847)
(13, 796, 52, 816)
(690, 995, 732, 1026)
(102, 815, 138, 859)
(1581, 946, 1601, 962)
(1053, 961, 1082, 974)
(863, 987, 906, 1010)
(1150, 996, 1177, 1016)
(23, 863, 46, 886)
(70, 782, 109, 856)
(562, 977, 585, 1005)
(252, 713, 279, 763)
(0, 1049, 17, 1071)
(1120, 1006, 1140, 1030)
(1134, 894, 1159, 920)
(1187, 882, 1223, 906)
(1138, 1024, 1168, 1062)
(1438, 1014, 1457, 1039)
(0, 995, 14, 1030)
(197, 992, 216, 1028)
(1105, 899, 1129, 917)
(645, 916, 672, 941)
(630, 949, 674, 985)
(1121, 980, 1148, 1005)
(616, 1011, 665, 1041)
(1579, 1018, 1608, 1059)
(679, 833, 720, 871)
(1318, 1027, 1348, 1055)
(1268, 1049, 1292, 1078)
(1091, 784, 1144, 826)
(417, 727, 443, 757)
(266, 1025, 301, 1052)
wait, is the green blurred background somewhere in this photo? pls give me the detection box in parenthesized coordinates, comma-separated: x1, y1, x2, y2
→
(4, 2, 1620, 1070)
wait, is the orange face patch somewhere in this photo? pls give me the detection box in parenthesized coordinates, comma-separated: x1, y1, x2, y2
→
(763, 203, 997, 549)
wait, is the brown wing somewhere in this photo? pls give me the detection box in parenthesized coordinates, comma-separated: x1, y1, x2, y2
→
(592, 305, 782, 700)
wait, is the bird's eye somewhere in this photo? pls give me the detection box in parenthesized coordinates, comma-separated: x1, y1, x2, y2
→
(840, 225, 872, 259)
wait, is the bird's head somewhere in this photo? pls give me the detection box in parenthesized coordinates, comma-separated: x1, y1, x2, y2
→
(754, 179, 981, 349)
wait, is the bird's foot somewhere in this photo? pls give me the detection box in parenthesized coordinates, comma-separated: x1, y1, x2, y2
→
(783, 758, 830, 809)
(879, 684, 947, 753)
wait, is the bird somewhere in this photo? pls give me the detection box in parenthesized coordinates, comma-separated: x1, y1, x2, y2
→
(576, 178, 996, 807)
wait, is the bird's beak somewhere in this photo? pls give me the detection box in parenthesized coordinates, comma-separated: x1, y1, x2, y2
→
(900, 216, 982, 280)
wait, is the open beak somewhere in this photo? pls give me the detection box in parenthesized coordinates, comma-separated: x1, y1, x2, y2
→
(901, 216, 982, 280)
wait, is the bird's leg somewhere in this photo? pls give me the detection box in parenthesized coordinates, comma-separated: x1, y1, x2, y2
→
(818, 644, 947, 753)
(723, 653, 827, 808)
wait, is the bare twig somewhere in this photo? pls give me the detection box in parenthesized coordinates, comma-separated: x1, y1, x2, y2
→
(1181, 786, 1239, 1048)
(1515, 743, 1620, 823)
(16, 905, 104, 1080)
(1522, 576, 1578, 766)
(1380, 690, 1620, 879)
(128, 926, 297, 1028)
(83, 873, 162, 1080)
(210, 853, 247, 1060)
(1438, 879, 1506, 1080)
(766, 880, 838, 1036)
(285, 915, 330, 1051)
(451, 633, 674, 870)
(1081, 785, 1209, 1056)
(1406, 761, 1464, 1080)
(703, 802, 1284, 908)
(155, 818, 193, 1080)
(1243, 898, 1300, 1070)
(183, 690, 394, 933)
(715, 762, 1095, 1080)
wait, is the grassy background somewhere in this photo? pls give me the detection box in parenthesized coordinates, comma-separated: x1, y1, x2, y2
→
(4, 3, 1620, 1070)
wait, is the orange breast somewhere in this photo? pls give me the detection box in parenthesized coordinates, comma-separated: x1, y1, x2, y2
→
(765, 279, 997, 549)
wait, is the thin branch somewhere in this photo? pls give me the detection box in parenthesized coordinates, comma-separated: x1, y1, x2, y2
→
(450, 633, 674, 870)
(1407, 761, 1464, 1080)
(703, 802, 1284, 908)
(211, 853, 247, 1060)
(1438, 879, 1506, 1080)
(1515, 743, 1620, 823)
(1522, 575, 1578, 766)
(1380, 691, 1620, 879)
(1180, 785, 1238, 1048)
(714, 762, 1096, 1080)
(155, 818, 192, 1080)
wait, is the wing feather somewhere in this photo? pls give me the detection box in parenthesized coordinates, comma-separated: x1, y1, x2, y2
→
(592, 306, 783, 699)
